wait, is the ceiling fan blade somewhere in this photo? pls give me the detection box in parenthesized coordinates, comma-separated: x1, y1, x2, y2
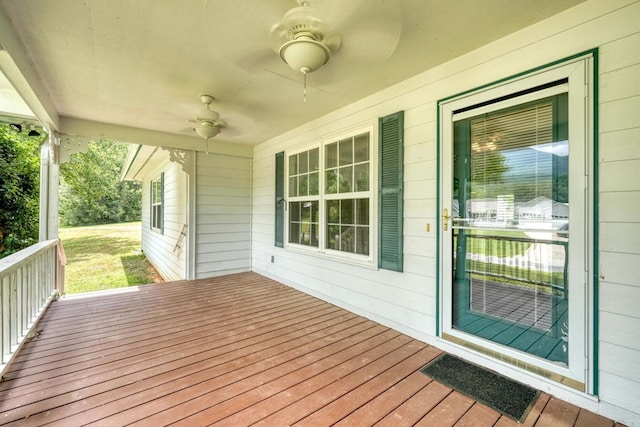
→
(336, 0, 402, 62)
(228, 47, 280, 74)
(309, 0, 366, 29)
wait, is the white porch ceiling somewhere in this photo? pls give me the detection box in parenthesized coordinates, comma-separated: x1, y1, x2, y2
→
(0, 0, 585, 149)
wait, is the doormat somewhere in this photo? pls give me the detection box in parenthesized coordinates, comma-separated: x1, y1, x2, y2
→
(420, 354, 539, 422)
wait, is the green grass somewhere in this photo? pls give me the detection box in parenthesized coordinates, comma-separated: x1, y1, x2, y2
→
(459, 229, 533, 257)
(59, 222, 163, 294)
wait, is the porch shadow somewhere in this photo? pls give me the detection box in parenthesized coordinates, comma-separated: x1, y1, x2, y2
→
(120, 253, 163, 286)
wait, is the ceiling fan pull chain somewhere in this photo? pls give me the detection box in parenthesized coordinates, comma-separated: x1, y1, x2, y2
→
(301, 66, 310, 103)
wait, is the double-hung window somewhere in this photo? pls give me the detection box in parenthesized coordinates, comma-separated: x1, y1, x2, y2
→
(288, 148, 320, 247)
(151, 174, 163, 233)
(287, 131, 372, 259)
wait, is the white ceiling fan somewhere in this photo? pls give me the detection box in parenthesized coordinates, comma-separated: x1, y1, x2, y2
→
(235, 0, 403, 98)
(190, 94, 225, 140)
(270, 0, 340, 76)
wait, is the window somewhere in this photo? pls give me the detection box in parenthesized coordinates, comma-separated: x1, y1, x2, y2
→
(288, 148, 320, 247)
(275, 113, 403, 270)
(324, 134, 370, 255)
(151, 174, 163, 233)
(286, 131, 372, 258)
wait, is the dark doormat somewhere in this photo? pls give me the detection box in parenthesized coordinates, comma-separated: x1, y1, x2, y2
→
(420, 354, 540, 422)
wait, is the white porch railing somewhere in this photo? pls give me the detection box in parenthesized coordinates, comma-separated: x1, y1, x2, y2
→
(0, 239, 64, 376)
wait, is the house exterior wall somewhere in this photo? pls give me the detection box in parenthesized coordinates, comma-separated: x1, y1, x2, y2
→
(194, 152, 252, 278)
(250, 0, 640, 424)
(140, 151, 188, 281)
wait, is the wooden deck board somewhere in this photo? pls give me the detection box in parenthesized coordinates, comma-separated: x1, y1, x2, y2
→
(0, 272, 619, 426)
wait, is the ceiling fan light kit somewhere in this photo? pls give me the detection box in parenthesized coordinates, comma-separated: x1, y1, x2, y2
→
(193, 122, 221, 139)
(279, 31, 330, 74)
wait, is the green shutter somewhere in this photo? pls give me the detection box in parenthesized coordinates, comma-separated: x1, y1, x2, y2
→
(378, 111, 404, 271)
(160, 172, 165, 234)
(275, 151, 285, 247)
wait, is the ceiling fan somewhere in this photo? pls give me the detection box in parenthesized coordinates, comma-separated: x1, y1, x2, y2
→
(270, 0, 340, 77)
(237, 0, 402, 98)
(190, 94, 225, 140)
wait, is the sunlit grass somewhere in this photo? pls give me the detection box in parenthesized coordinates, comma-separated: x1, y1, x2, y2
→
(59, 222, 163, 294)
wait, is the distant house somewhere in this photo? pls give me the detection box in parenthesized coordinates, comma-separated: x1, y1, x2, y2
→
(518, 196, 569, 220)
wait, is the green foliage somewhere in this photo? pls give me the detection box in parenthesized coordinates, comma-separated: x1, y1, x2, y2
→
(0, 124, 43, 257)
(471, 151, 509, 184)
(59, 140, 141, 226)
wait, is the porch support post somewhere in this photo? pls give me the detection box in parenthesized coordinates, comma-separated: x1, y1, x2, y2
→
(39, 131, 60, 241)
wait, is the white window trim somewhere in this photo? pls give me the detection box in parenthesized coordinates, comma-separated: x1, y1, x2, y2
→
(151, 175, 163, 234)
(284, 125, 378, 267)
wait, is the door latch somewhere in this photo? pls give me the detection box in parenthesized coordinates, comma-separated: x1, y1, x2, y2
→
(443, 208, 452, 231)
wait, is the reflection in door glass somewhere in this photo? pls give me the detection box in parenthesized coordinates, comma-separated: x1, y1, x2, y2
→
(452, 94, 569, 365)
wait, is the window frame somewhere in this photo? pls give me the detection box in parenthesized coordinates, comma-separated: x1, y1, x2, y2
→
(284, 126, 377, 265)
(150, 174, 164, 234)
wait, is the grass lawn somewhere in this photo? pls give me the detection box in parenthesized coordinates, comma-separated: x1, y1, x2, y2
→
(59, 222, 163, 294)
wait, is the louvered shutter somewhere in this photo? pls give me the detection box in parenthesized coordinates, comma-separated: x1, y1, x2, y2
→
(275, 151, 285, 247)
(378, 111, 404, 271)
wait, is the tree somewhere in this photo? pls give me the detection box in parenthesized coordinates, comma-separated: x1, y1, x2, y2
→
(0, 124, 43, 257)
(59, 140, 141, 226)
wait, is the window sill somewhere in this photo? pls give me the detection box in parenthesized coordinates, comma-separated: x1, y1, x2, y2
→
(284, 244, 378, 270)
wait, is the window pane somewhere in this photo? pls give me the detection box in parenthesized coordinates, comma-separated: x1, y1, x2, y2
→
(289, 222, 300, 244)
(289, 200, 318, 247)
(339, 138, 353, 166)
(341, 199, 354, 225)
(289, 201, 300, 221)
(301, 201, 312, 222)
(327, 225, 340, 250)
(326, 142, 337, 169)
(356, 199, 369, 225)
(311, 222, 319, 247)
(339, 166, 353, 193)
(341, 226, 355, 253)
(298, 175, 308, 196)
(309, 148, 319, 172)
(356, 226, 369, 255)
(354, 133, 369, 163)
(354, 163, 369, 192)
(327, 199, 340, 223)
(289, 176, 298, 197)
(326, 170, 338, 193)
(309, 172, 319, 195)
(452, 94, 570, 365)
(299, 150, 308, 173)
(289, 154, 298, 176)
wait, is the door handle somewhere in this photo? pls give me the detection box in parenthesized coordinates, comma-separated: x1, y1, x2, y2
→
(443, 208, 452, 231)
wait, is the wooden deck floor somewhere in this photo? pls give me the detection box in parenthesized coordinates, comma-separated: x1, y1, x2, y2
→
(0, 272, 620, 426)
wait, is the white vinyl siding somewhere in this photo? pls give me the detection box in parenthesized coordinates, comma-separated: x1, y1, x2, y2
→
(251, 1, 640, 425)
(195, 152, 251, 278)
(140, 153, 188, 281)
(597, 25, 640, 421)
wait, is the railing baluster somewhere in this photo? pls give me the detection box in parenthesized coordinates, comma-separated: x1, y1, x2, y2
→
(0, 240, 61, 374)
